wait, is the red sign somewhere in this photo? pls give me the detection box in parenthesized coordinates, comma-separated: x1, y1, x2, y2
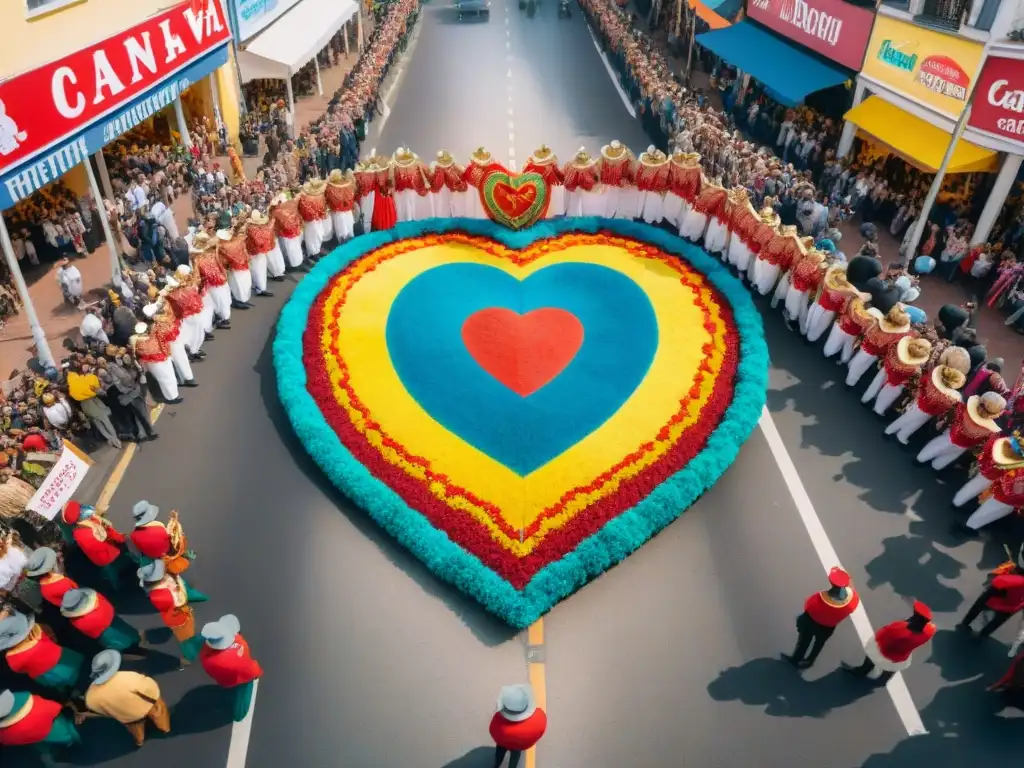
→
(970, 54, 1024, 145)
(0, 0, 231, 175)
(919, 55, 970, 100)
(747, 0, 876, 71)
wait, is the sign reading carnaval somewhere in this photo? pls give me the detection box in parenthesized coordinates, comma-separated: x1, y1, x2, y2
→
(969, 55, 1024, 145)
(861, 16, 984, 116)
(230, 0, 303, 41)
(747, 0, 874, 71)
(27, 441, 93, 521)
(0, 1, 231, 181)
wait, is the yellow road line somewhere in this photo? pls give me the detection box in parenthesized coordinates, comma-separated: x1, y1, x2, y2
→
(525, 618, 546, 768)
(95, 405, 163, 512)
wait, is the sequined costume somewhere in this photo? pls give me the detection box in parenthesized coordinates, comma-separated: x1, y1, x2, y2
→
(523, 146, 565, 218)
(270, 195, 304, 269)
(392, 149, 434, 222)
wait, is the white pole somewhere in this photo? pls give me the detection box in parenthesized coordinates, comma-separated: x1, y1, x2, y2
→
(344, 20, 350, 57)
(0, 216, 54, 369)
(173, 97, 193, 149)
(285, 78, 296, 139)
(83, 158, 123, 288)
(313, 55, 324, 97)
(94, 150, 114, 200)
(356, 6, 364, 52)
(971, 153, 1024, 246)
(208, 71, 223, 126)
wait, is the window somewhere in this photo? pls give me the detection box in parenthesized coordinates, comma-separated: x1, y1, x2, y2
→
(26, 0, 85, 18)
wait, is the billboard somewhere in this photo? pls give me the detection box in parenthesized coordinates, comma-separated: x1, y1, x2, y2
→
(747, 0, 876, 70)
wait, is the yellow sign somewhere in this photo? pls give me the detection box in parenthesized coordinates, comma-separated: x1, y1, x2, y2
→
(861, 16, 985, 117)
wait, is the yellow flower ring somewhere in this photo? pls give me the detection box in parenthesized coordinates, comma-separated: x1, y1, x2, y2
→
(275, 219, 768, 627)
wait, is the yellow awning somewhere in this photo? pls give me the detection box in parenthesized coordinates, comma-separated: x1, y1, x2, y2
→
(843, 96, 999, 175)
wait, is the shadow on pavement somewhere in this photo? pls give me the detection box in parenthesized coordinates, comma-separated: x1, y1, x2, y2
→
(254, 323, 517, 647)
(706, 656, 875, 718)
(441, 746, 496, 767)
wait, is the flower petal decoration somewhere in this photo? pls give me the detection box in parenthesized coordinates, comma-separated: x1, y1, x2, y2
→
(274, 218, 769, 628)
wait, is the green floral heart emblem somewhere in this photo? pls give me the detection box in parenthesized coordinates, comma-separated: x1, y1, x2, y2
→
(481, 171, 549, 230)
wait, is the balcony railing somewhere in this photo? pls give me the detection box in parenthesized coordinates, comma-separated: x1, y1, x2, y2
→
(915, 0, 970, 30)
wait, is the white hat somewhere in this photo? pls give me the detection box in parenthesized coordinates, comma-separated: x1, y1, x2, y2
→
(176, 265, 192, 277)
(216, 229, 232, 242)
(134, 322, 148, 335)
(496, 684, 537, 722)
(142, 303, 159, 319)
(163, 276, 179, 290)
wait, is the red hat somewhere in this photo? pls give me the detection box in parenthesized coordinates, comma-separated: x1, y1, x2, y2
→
(61, 500, 82, 525)
(912, 601, 932, 620)
(828, 567, 851, 589)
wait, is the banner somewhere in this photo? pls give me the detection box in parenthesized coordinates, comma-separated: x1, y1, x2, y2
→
(747, 0, 875, 71)
(27, 441, 94, 521)
(0, 0, 231, 179)
(231, 0, 304, 41)
(861, 16, 984, 117)
(969, 54, 1024, 147)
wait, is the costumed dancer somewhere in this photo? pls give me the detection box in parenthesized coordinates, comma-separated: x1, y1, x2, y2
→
(298, 180, 328, 259)
(392, 148, 434, 221)
(325, 169, 357, 241)
(862, 337, 932, 416)
(823, 296, 875, 364)
(663, 150, 694, 228)
(131, 322, 180, 404)
(963, 461, 1024, 532)
(597, 140, 635, 219)
(163, 266, 206, 358)
(680, 168, 719, 242)
(805, 264, 854, 343)
(77, 650, 170, 747)
(846, 306, 912, 387)
(784, 567, 860, 669)
(523, 145, 565, 218)
(244, 210, 281, 292)
(0, 688, 80, 750)
(148, 301, 197, 389)
(636, 147, 669, 224)
(138, 560, 207, 664)
(60, 501, 131, 588)
(354, 158, 376, 231)
(23, 548, 78, 608)
(957, 547, 1024, 636)
(428, 150, 468, 218)
(218, 222, 254, 308)
(724, 188, 758, 277)
(784, 247, 827, 332)
(463, 147, 498, 220)
(953, 433, 1024, 507)
(562, 147, 602, 217)
(916, 392, 1005, 470)
(885, 348, 969, 444)
(129, 501, 195, 574)
(194, 238, 232, 326)
(702, 176, 731, 255)
(748, 200, 780, 288)
(60, 588, 142, 652)
(270, 193, 305, 269)
(0, 611, 84, 691)
(765, 230, 809, 303)
(371, 153, 398, 231)
(200, 615, 264, 722)
(842, 602, 935, 684)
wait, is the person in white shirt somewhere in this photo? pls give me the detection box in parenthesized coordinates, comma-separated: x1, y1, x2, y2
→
(80, 310, 109, 346)
(0, 531, 28, 595)
(42, 219, 59, 248)
(56, 257, 83, 307)
(149, 201, 179, 240)
(42, 390, 73, 429)
(20, 230, 38, 266)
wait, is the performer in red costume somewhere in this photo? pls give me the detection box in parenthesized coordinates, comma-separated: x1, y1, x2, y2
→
(463, 147, 500, 219)
(724, 188, 759, 277)
(60, 588, 142, 652)
(823, 295, 875, 364)
(663, 150, 700, 229)
(861, 337, 932, 416)
(61, 501, 130, 588)
(23, 547, 78, 608)
(953, 433, 1024, 507)
(131, 321, 180, 404)
(0, 611, 84, 691)
(298, 179, 330, 255)
(130, 500, 195, 574)
(597, 140, 636, 219)
(0, 688, 81, 749)
(963, 462, 1024, 532)
(635, 146, 669, 224)
(149, 302, 197, 389)
(757, 225, 803, 298)
(846, 306, 913, 387)
(138, 560, 208, 664)
(163, 265, 206, 358)
(245, 209, 284, 286)
(325, 169, 357, 241)
(681, 167, 720, 243)
(200, 614, 264, 722)
(958, 546, 1024, 637)
(392, 148, 433, 222)
(428, 149, 468, 219)
(371, 154, 398, 231)
(784, 567, 860, 669)
(917, 392, 1006, 470)
(804, 264, 856, 343)
(194, 239, 232, 325)
(562, 147, 601, 218)
(270, 193, 305, 270)
(784, 247, 827, 332)
(843, 601, 936, 683)
(217, 224, 253, 309)
(885, 348, 970, 444)
(523, 145, 564, 218)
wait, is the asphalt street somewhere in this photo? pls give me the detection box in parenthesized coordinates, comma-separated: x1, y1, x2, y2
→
(7, 1, 1024, 766)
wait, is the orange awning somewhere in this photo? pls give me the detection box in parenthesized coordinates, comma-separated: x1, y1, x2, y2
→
(690, 0, 731, 30)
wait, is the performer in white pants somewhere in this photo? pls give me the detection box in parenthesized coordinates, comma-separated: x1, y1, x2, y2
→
(326, 170, 357, 240)
(862, 337, 931, 416)
(597, 141, 636, 219)
(680, 171, 719, 242)
(805, 266, 855, 343)
(823, 298, 876, 363)
(147, 302, 197, 387)
(298, 180, 327, 258)
(846, 306, 912, 387)
(271, 194, 304, 269)
(163, 264, 206, 356)
(917, 392, 1005, 470)
(725, 188, 757, 275)
(784, 246, 826, 330)
(131, 322, 180, 404)
(749, 203, 781, 290)
(885, 359, 967, 444)
(218, 228, 253, 308)
(522, 145, 565, 219)
(702, 177, 731, 255)
(964, 474, 1024, 531)
(355, 158, 377, 231)
(244, 211, 278, 295)
(953, 434, 1024, 507)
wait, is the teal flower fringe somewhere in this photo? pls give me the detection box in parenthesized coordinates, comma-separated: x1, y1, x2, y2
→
(274, 218, 769, 628)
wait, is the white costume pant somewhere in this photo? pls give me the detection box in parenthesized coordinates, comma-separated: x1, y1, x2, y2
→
(953, 473, 994, 508)
(182, 314, 204, 354)
(704, 217, 729, 254)
(885, 403, 932, 444)
(784, 287, 810, 325)
(917, 431, 967, 470)
(210, 284, 232, 321)
(617, 187, 641, 219)
(727, 240, 753, 273)
(332, 210, 355, 241)
(846, 350, 879, 387)
(753, 260, 781, 296)
(464, 188, 487, 219)
(862, 373, 904, 416)
(146, 358, 179, 402)
(805, 303, 836, 342)
(770, 271, 790, 308)
(169, 338, 194, 383)
(319, 215, 334, 242)
(679, 209, 708, 242)
(395, 189, 418, 221)
(249, 253, 268, 294)
(433, 188, 453, 218)
(264, 243, 286, 278)
(200, 292, 215, 334)
(965, 498, 1015, 530)
(547, 185, 566, 218)
(662, 192, 683, 227)
(279, 235, 304, 269)
(303, 222, 323, 257)
(228, 269, 252, 303)
(451, 190, 472, 219)
(641, 192, 664, 224)
(359, 194, 375, 230)
(823, 325, 855, 362)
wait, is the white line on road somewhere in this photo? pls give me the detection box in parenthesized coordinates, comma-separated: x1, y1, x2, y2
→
(758, 408, 928, 737)
(225, 679, 259, 768)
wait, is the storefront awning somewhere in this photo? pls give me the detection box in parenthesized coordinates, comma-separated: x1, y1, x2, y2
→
(237, 0, 358, 82)
(844, 97, 1000, 174)
(696, 21, 851, 106)
(690, 0, 738, 30)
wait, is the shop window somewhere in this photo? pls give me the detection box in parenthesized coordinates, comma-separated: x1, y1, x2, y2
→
(26, 0, 85, 19)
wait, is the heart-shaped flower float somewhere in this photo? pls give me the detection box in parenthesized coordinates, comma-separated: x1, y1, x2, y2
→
(275, 218, 768, 628)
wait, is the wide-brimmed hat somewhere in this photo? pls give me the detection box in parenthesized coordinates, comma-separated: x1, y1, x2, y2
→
(601, 140, 626, 160)
(0, 689, 16, 719)
(270, 193, 288, 208)
(61, 500, 94, 525)
(133, 322, 149, 336)
(61, 588, 98, 618)
(216, 229, 233, 242)
(967, 393, 1006, 431)
(132, 500, 159, 526)
(137, 559, 165, 585)
(164, 275, 180, 289)
(249, 210, 269, 226)
(574, 146, 593, 165)
(938, 346, 971, 374)
(896, 337, 931, 367)
(0, 612, 33, 651)
(992, 434, 1024, 467)
(25, 547, 58, 577)
(471, 146, 491, 164)
(201, 615, 241, 650)
(327, 169, 345, 184)
(879, 306, 911, 334)
(531, 145, 552, 163)
(436, 149, 454, 166)
(142, 303, 160, 319)
(393, 148, 416, 165)
(496, 684, 537, 722)
(90, 650, 122, 684)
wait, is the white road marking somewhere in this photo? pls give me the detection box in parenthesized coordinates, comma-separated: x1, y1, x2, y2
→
(370, 19, 423, 137)
(583, 18, 636, 118)
(758, 408, 928, 737)
(225, 679, 259, 768)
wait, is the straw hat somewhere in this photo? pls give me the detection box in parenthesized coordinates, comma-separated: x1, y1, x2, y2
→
(393, 148, 416, 166)
(896, 337, 931, 367)
(573, 146, 593, 165)
(601, 140, 626, 160)
(327, 169, 345, 184)
(216, 229, 232, 242)
(878, 306, 911, 334)
(302, 179, 326, 196)
(471, 146, 492, 164)
(193, 232, 212, 247)
(992, 434, 1024, 468)
(270, 192, 288, 208)
(436, 149, 454, 166)
(60, 588, 99, 618)
(938, 346, 971, 374)
(531, 145, 553, 163)
(249, 210, 269, 226)
(932, 365, 966, 397)
(134, 322, 149, 336)
(966, 392, 1006, 431)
